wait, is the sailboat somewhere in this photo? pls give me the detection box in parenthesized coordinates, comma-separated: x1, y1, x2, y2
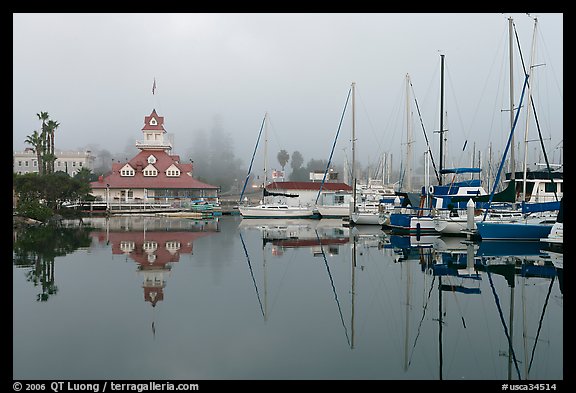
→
(476, 17, 560, 241)
(238, 113, 317, 219)
(539, 198, 563, 252)
(388, 61, 448, 235)
(314, 85, 355, 219)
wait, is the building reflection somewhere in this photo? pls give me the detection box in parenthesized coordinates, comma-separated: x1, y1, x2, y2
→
(89, 216, 219, 307)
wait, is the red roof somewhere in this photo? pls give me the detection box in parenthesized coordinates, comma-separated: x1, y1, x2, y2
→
(91, 149, 218, 190)
(142, 109, 165, 132)
(267, 181, 352, 192)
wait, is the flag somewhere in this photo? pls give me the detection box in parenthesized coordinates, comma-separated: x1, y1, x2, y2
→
(152, 78, 156, 95)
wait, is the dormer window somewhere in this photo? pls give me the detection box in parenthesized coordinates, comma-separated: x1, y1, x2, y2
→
(150, 117, 157, 126)
(166, 164, 180, 177)
(143, 163, 158, 177)
(120, 163, 135, 177)
(147, 155, 156, 164)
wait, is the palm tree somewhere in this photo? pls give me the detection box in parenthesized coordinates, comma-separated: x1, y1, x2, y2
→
(277, 149, 290, 171)
(24, 130, 44, 175)
(47, 119, 60, 174)
(37, 111, 50, 174)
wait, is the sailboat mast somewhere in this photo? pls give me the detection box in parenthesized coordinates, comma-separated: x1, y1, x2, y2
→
(263, 243, 268, 322)
(351, 82, 357, 214)
(264, 112, 269, 187)
(403, 260, 411, 371)
(439, 54, 446, 186)
(405, 74, 413, 191)
(438, 275, 444, 380)
(509, 17, 516, 181)
(508, 281, 515, 380)
(522, 17, 538, 201)
(351, 233, 356, 349)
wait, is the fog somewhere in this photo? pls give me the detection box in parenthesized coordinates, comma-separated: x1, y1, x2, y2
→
(13, 13, 563, 185)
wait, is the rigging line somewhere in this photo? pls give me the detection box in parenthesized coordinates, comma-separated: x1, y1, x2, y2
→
(445, 62, 474, 169)
(443, 274, 469, 329)
(239, 113, 267, 204)
(527, 275, 555, 375)
(355, 243, 388, 336)
(534, 21, 563, 102)
(377, 79, 406, 179)
(483, 259, 522, 380)
(484, 18, 510, 150)
(315, 86, 352, 205)
(238, 232, 265, 319)
(266, 114, 286, 161)
(482, 73, 530, 221)
(315, 229, 351, 347)
(356, 86, 384, 163)
(397, 160, 405, 192)
(553, 139, 563, 149)
(314, 229, 350, 346)
(409, 79, 440, 184)
(408, 274, 436, 367)
(268, 242, 297, 319)
(513, 21, 558, 202)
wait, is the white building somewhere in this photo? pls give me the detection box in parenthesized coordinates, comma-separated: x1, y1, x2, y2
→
(13, 148, 95, 176)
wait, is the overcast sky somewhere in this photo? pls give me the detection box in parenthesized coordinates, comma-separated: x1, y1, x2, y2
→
(13, 13, 563, 174)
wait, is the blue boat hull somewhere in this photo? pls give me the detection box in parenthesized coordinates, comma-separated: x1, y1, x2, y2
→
(476, 221, 552, 241)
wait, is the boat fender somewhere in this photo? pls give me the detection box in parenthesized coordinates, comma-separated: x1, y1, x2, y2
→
(428, 185, 435, 195)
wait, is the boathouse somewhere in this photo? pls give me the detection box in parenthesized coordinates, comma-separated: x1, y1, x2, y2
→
(90, 109, 219, 210)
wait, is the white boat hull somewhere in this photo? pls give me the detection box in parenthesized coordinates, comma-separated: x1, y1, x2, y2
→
(409, 216, 439, 234)
(316, 205, 350, 218)
(350, 211, 381, 225)
(433, 217, 474, 235)
(540, 222, 563, 245)
(239, 204, 317, 219)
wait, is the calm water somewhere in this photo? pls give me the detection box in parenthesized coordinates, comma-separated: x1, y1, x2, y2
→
(13, 215, 563, 380)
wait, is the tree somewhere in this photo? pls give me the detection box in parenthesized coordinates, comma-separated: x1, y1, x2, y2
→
(290, 151, 304, 170)
(306, 159, 329, 172)
(46, 119, 60, 174)
(14, 172, 92, 213)
(73, 167, 94, 183)
(37, 111, 50, 175)
(24, 130, 44, 174)
(277, 149, 290, 171)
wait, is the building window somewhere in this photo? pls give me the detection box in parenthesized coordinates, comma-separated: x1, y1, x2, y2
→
(33, 160, 37, 167)
(143, 241, 158, 253)
(79, 162, 83, 167)
(57, 161, 61, 167)
(143, 168, 158, 177)
(18, 161, 22, 167)
(72, 161, 76, 167)
(121, 169, 135, 176)
(25, 161, 29, 167)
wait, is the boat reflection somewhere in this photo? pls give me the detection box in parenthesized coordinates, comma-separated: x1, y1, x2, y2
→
(390, 232, 562, 380)
(238, 218, 357, 347)
(238, 218, 350, 256)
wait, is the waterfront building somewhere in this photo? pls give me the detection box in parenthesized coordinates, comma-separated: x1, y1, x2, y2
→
(90, 109, 219, 208)
(13, 148, 95, 176)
